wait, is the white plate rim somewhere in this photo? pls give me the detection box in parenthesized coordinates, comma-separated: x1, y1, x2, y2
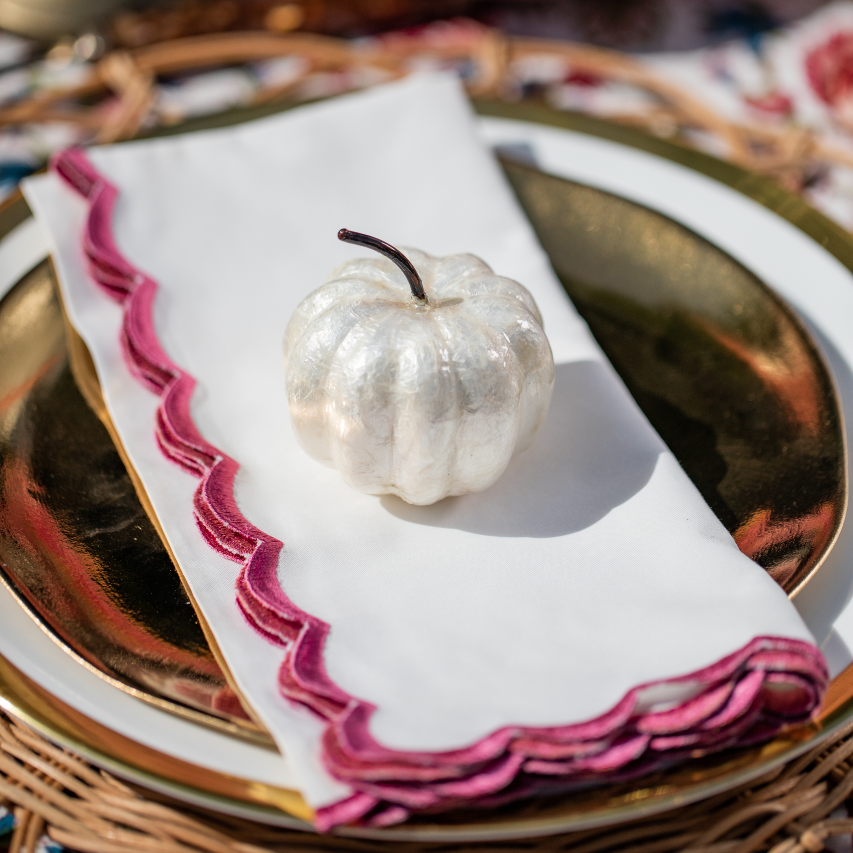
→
(1, 110, 853, 840)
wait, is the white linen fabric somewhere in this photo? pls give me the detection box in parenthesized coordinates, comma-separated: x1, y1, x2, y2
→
(23, 73, 816, 809)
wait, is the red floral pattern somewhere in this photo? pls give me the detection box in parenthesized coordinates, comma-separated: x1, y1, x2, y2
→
(806, 30, 853, 115)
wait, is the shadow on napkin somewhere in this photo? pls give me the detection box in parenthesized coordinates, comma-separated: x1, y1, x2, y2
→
(381, 360, 662, 537)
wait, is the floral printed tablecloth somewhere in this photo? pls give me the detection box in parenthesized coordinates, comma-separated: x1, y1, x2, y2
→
(3, 2, 853, 227)
(5, 2, 853, 230)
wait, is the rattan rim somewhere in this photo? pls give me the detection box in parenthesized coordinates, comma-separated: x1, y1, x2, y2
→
(4, 706, 853, 852)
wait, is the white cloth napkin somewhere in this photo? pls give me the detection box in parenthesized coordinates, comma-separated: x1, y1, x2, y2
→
(23, 73, 821, 825)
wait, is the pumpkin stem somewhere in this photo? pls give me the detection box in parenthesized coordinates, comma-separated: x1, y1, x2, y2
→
(338, 229, 427, 302)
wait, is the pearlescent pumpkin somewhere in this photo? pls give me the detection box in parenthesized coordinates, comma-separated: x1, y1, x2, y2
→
(283, 244, 554, 505)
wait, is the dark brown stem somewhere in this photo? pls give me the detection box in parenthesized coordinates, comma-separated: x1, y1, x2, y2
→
(338, 229, 426, 302)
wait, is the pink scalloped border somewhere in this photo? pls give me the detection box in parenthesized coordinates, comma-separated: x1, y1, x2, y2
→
(53, 147, 829, 830)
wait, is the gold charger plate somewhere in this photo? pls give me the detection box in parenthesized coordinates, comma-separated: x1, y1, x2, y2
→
(0, 102, 849, 841)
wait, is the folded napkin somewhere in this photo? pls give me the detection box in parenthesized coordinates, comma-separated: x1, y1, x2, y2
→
(23, 73, 826, 829)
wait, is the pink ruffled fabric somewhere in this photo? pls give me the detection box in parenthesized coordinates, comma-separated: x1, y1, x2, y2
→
(53, 147, 828, 830)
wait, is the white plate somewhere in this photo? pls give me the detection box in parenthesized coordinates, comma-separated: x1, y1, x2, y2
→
(2, 111, 853, 835)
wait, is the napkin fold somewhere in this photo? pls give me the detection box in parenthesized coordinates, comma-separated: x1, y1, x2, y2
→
(23, 73, 827, 829)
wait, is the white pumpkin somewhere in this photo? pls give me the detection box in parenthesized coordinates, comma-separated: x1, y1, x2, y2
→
(283, 231, 554, 505)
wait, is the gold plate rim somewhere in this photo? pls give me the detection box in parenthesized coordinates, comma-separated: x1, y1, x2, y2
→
(1, 102, 853, 841)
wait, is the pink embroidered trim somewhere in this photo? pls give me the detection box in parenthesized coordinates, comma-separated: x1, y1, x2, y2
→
(54, 148, 829, 831)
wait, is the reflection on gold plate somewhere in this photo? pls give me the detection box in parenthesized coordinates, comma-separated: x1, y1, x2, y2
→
(0, 103, 850, 840)
(0, 255, 268, 743)
(501, 156, 847, 595)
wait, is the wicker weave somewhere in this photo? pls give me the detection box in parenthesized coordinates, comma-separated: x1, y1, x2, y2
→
(2, 25, 851, 197)
(0, 709, 852, 853)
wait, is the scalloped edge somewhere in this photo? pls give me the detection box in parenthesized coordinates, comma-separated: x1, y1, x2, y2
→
(52, 147, 829, 831)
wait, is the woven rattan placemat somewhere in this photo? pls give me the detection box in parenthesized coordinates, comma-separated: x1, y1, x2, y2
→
(2, 707, 853, 853)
